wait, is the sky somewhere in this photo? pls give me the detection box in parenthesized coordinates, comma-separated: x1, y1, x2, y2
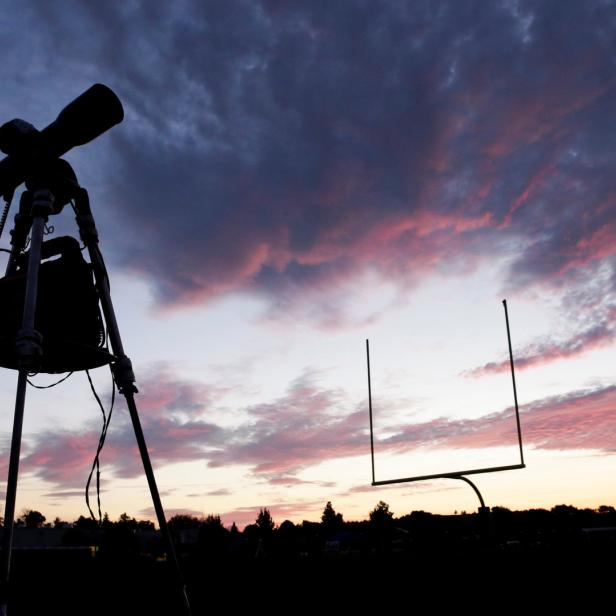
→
(0, 0, 614, 528)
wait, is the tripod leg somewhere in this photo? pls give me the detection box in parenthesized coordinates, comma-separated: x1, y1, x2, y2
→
(102, 298, 191, 616)
(0, 372, 28, 616)
(122, 389, 192, 614)
(1, 194, 52, 615)
(74, 192, 191, 615)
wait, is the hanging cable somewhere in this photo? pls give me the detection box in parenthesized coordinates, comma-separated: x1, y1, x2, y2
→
(70, 200, 87, 252)
(85, 367, 116, 524)
(27, 372, 74, 389)
(0, 196, 11, 241)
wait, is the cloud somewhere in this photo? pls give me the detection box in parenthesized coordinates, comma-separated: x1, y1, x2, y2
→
(206, 376, 616, 481)
(10, 366, 616, 498)
(342, 482, 458, 496)
(14, 366, 224, 487)
(467, 273, 616, 376)
(143, 499, 327, 528)
(6, 367, 367, 493)
(511, 385, 616, 452)
(205, 371, 368, 474)
(4, 1, 612, 327)
(263, 476, 329, 487)
(43, 489, 104, 499)
(5, 368, 365, 493)
(466, 320, 615, 377)
(381, 384, 616, 453)
(203, 488, 231, 497)
(219, 498, 326, 528)
(139, 506, 204, 521)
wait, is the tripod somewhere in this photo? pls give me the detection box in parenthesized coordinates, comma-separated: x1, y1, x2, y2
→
(0, 163, 192, 615)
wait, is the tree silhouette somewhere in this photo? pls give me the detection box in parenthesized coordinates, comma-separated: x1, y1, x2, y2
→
(256, 508, 275, 534)
(199, 514, 229, 557)
(168, 514, 202, 531)
(19, 510, 46, 528)
(369, 501, 394, 526)
(204, 514, 224, 529)
(117, 512, 138, 529)
(321, 501, 344, 533)
(73, 515, 98, 531)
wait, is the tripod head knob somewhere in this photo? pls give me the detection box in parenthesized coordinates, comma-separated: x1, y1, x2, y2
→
(25, 159, 79, 214)
(0, 120, 40, 157)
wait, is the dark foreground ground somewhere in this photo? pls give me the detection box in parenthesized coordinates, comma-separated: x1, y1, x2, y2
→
(5, 540, 614, 615)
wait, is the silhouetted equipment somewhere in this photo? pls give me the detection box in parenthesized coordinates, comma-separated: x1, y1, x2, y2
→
(0, 84, 123, 202)
(366, 301, 525, 528)
(0, 85, 191, 616)
(0, 235, 110, 372)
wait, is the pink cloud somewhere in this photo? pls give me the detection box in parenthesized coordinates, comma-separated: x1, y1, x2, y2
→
(439, 385, 616, 452)
(219, 499, 326, 529)
(208, 375, 616, 482)
(500, 156, 559, 228)
(375, 385, 616, 454)
(574, 224, 616, 265)
(139, 506, 204, 521)
(342, 482, 458, 497)
(206, 372, 368, 474)
(16, 2, 611, 336)
(7, 368, 616, 501)
(264, 476, 334, 488)
(466, 321, 615, 377)
(13, 367, 223, 487)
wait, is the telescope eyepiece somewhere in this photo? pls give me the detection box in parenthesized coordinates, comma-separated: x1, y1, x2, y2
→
(0, 119, 40, 157)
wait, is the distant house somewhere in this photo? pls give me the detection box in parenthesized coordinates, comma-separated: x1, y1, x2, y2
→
(0, 527, 96, 561)
(581, 527, 616, 544)
(6, 527, 66, 549)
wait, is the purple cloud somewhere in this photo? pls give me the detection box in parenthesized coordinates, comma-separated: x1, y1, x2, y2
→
(13, 367, 223, 487)
(219, 498, 327, 528)
(205, 372, 367, 474)
(466, 321, 615, 377)
(3, 1, 611, 327)
(381, 385, 616, 453)
(6, 370, 615, 497)
(467, 281, 615, 376)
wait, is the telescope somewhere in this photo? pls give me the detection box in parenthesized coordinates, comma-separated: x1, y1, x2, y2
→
(0, 83, 124, 201)
(0, 84, 193, 614)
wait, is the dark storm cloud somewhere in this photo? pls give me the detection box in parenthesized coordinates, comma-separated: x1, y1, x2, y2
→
(10, 1, 614, 325)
